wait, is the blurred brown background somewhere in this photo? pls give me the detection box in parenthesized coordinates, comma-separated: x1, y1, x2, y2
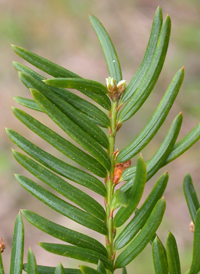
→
(1, 0, 200, 273)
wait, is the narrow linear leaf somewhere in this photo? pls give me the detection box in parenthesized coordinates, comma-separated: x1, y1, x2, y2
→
(89, 15, 122, 83)
(114, 155, 147, 227)
(189, 208, 200, 274)
(30, 89, 111, 170)
(122, 267, 127, 274)
(16, 62, 110, 110)
(13, 108, 107, 178)
(6, 129, 106, 196)
(115, 171, 168, 249)
(16, 175, 107, 235)
(118, 15, 171, 122)
(166, 231, 181, 274)
(115, 198, 166, 268)
(44, 78, 108, 95)
(55, 263, 65, 274)
(13, 52, 110, 109)
(121, 113, 183, 191)
(14, 97, 43, 112)
(15, 152, 106, 220)
(80, 265, 102, 274)
(9, 213, 24, 274)
(13, 62, 110, 127)
(39, 243, 112, 272)
(117, 67, 184, 163)
(18, 72, 109, 150)
(183, 173, 200, 223)
(23, 264, 81, 274)
(97, 260, 107, 274)
(152, 236, 168, 274)
(46, 89, 110, 128)
(21, 210, 107, 256)
(0, 251, 5, 274)
(27, 248, 38, 274)
(66, 84, 111, 110)
(142, 113, 182, 181)
(12, 44, 80, 78)
(121, 6, 163, 102)
(164, 123, 200, 165)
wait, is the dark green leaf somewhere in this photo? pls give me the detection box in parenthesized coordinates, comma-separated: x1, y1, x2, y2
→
(30, 88, 110, 170)
(115, 171, 168, 249)
(23, 265, 81, 274)
(13, 97, 43, 112)
(89, 15, 122, 83)
(166, 232, 181, 274)
(6, 129, 106, 196)
(13, 108, 107, 178)
(183, 173, 200, 223)
(12, 44, 79, 78)
(15, 151, 105, 219)
(152, 236, 168, 274)
(69, 85, 111, 110)
(97, 260, 107, 274)
(80, 266, 102, 274)
(164, 123, 200, 165)
(15, 151, 105, 220)
(121, 6, 163, 102)
(21, 210, 107, 256)
(120, 113, 183, 191)
(117, 68, 184, 162)
(39, 243, 112, 272)
(44, 78, 107, 95)
(16, 175, 107, 235)
(27, 248, 38, 274)
(19, 66, 111, 111)
(111, 190, 129, 211)
(0, 251, 5, 274)
(114, 155, 146, 227)
(118, 15, 171, 122)
(54, 263, 65, 274)
(189, 208, 200, 274)
(143, 113, 182, 181)
(9, 213, 24, 274)
(18, 72, 109, 150)
(13, 62, 110, 127)
(114, 198, 166, 268)
(14, 53, 110, 109)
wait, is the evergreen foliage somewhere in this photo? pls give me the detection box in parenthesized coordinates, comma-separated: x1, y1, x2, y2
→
(2, 6, 200, 274)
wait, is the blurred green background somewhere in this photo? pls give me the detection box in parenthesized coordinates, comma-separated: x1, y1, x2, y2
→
(1, 0, 200, 273)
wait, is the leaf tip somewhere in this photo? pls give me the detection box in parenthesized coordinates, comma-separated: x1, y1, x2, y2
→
(11, 44, 17, 51)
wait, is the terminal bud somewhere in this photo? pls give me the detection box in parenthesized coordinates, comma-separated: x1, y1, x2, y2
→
(106, 77, 117, 93)
(117, 80, 126, 95)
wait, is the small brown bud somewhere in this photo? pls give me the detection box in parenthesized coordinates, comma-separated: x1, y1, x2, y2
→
(0, 237, 6, 253)
(117, 80, 126, 95)
(113, 167, 124, 184)
(113, 159, 131, 184)
(190, 221, 194, 232)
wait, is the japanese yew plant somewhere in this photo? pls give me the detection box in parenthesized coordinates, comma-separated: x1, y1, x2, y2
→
(1, 5, 200, 274)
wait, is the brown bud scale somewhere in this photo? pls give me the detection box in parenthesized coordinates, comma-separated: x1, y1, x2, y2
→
(0, 237, 6, 253)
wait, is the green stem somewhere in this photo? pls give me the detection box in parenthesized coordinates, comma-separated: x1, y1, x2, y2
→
(106, 99, 118, 273)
